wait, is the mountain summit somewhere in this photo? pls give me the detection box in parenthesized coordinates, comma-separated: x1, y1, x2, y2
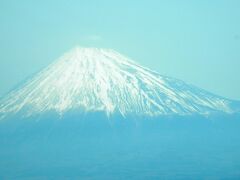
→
(0, 47, 239, 118)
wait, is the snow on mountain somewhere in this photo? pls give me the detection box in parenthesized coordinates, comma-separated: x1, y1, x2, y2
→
(0, 47, 238, 118)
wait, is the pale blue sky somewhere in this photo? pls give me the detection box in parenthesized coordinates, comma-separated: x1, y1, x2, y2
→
(0, 0, 239, 99)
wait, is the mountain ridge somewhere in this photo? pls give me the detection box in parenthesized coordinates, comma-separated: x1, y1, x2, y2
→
(0, 47, 239, 119)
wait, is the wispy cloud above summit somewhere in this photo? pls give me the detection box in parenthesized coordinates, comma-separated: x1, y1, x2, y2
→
(83, 35, 103, 42)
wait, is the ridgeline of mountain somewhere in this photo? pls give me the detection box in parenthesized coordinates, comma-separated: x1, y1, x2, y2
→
(0, 47, 239, 119)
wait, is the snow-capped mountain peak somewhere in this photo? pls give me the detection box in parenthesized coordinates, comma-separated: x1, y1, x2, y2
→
(0, 47, 238, 118)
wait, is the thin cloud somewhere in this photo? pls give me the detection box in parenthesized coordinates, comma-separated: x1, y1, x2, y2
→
(84, 35, 103, 41)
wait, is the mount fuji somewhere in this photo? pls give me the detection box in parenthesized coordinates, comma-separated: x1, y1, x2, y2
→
(0, 47, 239, 120)
(1, 47, 240, 179)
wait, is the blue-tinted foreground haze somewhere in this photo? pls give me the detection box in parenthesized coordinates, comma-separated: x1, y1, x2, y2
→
(0, 0, 240, 179)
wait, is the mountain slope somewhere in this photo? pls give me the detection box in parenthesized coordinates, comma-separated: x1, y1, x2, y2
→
(0, 47, 239, 118)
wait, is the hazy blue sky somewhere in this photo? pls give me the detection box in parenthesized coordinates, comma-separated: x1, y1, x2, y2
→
(0, 0, 239, 99)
